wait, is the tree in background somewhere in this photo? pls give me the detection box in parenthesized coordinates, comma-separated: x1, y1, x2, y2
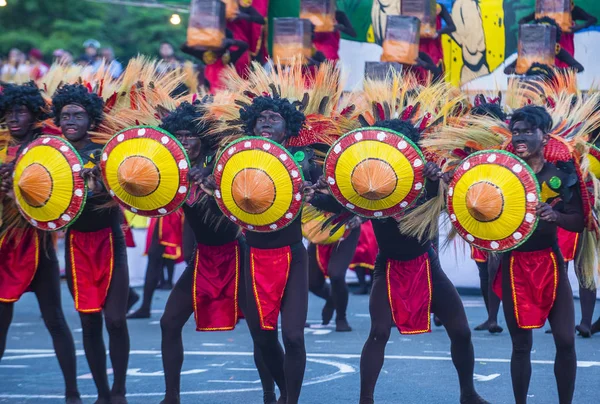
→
(0, 0, 188, 62)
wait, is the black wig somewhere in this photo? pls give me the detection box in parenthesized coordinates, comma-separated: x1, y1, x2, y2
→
(470, 103, 507, 121)
(51, 84, 104, 127)
(374, 119, 421, 143)
(160, 100, 213, 136)
(0, 81, 48, 120)
(239, 95, 305, 138)
(509, 105, 553, 133)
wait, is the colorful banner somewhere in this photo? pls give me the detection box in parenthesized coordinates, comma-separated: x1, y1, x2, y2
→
(268, 0, 600, 85)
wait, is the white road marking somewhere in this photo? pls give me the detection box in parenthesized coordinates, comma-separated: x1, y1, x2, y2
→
(226, 368, 256, 371)
(0, 365, 28, 368)
(5, 349, 600, 369)
(202, 343, 226, 347)
(208, 380, 260, 384)
(473, 373, 501, 382)
(304, 328, 332, 335)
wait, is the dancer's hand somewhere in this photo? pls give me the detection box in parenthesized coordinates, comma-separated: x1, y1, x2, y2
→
(302, 181, 315, 202)
(423, 161, 442, 181)
(201, 175, 217, 196)
(313, 176, 330, 195)
(188, 167, 205, 185)
(347, 216, 362, 230)
(537, 203, 558, 222)
(81, 166, 102, 191)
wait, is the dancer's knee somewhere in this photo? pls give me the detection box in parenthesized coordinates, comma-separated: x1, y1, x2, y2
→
(369, 323, 391, 344)
(282, 329, 305, 354)
(105, 314, 128, 336)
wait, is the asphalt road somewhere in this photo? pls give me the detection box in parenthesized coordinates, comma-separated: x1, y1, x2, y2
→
(1, 281, 599, 403)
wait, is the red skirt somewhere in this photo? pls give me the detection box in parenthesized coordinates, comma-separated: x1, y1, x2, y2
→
(68, 228, 114, 313)
(250, 246, 291, 330)
(193, 241, 241, 331)
(387, 252, 433, 334)
(0, 228, 39, 303)
(509, 248, 559, 329)
(557, 227, 578, 263)
(350, 221, 378, 270)
(316, 244, 333, 276)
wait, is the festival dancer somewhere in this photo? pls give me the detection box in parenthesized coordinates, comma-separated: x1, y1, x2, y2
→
(127, 210, 185, 319)
(156, 100, 276, 404)
(52, 84, 130, 404)
(0, 82, 82, 404)
(355, 120, 487, 404)
(351, 221, 378, 295)
(502, 106, 583, 404)
(519, 1, 597, 69)
(199, 61, 351, 403)
(312, 10, 357, 62)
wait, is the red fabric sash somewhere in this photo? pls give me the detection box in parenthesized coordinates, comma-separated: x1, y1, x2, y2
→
(0, 228, 39, 303)
(509, 248, 559, 329)
(68, 228, 114, 313)
(193, 241, 240, 331)
(316, 244, 333, 277)
(350, 221, 378, 270)
(471, 246, 488, 263)
(387, 253, 433, 334)
(145, 210, 184, 263)
(250, 246, 291, 330)
(557, 227, 578, 263)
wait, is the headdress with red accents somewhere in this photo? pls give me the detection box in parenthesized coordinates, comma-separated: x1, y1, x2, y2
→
(40, 56, 187, 144)
(203, 60, 345, 152)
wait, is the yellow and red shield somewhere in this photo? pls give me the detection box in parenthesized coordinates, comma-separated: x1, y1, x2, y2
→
(100, 126, 190, 217)
(324, 127, 426, 218)
(447, 150, 540, 252)
(213, 137, 305, 232)
(13, 136, 87, 231)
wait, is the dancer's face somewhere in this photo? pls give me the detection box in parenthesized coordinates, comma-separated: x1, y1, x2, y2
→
(5, 105, 35, 139)
(177, 130, 203, 161)
(511, 121, 547, 160)
(254, 110, 287, 144)
(60, 104, 91, 143)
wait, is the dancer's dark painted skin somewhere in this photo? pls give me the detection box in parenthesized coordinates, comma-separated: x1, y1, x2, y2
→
(54, 84, 130, 404)
(0, 83, 81, 404)
(503, 106, 582, 404)
(203, 97, 340, 404)
(158, 102, 276, 404)
(358, 161, 486, 404)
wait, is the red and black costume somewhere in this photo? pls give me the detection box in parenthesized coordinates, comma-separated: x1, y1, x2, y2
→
(157, 101, 275, 404)
(356, 120, 486, 404)
(226, 95, 342, 404)
(52, 84, 130, 403)
(496, 161, 582, 404)
(0, 83, 81, 402)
